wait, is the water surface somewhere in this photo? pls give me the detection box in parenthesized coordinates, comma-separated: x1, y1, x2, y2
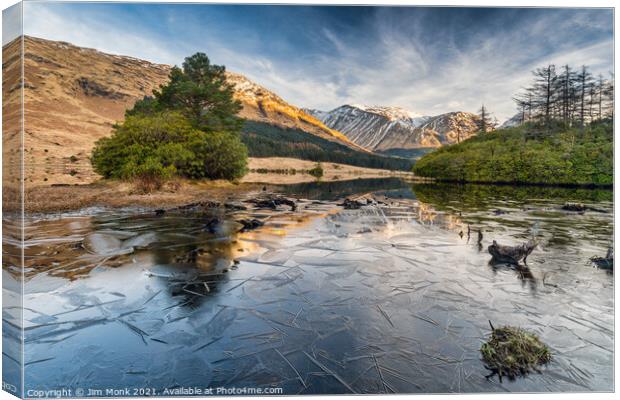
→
(5, 181, 613, 394)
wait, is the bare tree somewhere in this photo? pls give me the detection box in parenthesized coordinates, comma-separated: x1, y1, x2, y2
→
(555, 64, 576, 125)
(513, 63, 613, 128)
(513, 90, 534, 124)
(576, 65, 593, 127)
(531, 65, 558, 126)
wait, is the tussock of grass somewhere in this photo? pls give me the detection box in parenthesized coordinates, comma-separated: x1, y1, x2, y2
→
(481, 321, 551, 379)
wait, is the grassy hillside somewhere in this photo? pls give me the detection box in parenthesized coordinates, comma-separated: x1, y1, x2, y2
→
(413, 121, 613, 186)
(241, 121, 413, 171)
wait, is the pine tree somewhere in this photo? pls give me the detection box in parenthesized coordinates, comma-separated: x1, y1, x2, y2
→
(477, 104, 496, 133)
(130, 52, 243, 134)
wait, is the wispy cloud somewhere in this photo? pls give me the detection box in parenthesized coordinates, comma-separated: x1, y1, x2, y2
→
(22, 4, 613, 122)
(23, 3, 182, 64)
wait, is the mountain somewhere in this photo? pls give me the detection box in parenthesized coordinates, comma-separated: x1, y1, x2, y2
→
(240, 121, 412, 171)
(306, 104, 481, 151)
(499, 113, 526, 128)
(227, 73, 358, 148)
(10, 36, 357, 185)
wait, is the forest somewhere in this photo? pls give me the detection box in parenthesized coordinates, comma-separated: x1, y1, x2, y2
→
(240, 121, 413, 171)
(413, 63, 614, 186)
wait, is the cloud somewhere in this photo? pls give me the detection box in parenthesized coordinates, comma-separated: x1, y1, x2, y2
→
(20, 4, 613, 123)
(23, 3, 182, 64)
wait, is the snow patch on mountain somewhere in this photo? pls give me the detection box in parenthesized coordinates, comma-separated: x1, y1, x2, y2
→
(306, 104, 480, 151)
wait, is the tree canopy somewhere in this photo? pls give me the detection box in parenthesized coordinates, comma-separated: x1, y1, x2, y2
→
(128, 53, 243, 134)
(92, 112, 248, 182)
(92, 52, 248, 187)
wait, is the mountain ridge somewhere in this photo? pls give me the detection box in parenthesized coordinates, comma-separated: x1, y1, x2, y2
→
(305, 105, 481, 151)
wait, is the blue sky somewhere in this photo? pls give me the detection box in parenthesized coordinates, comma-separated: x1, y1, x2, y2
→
(19, 3, 614, 121)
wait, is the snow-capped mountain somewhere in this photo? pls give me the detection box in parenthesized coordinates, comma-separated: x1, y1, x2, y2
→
(349, 105, 429, 123)
(225, 72, 358, 148)
(306, 105, 481, 151)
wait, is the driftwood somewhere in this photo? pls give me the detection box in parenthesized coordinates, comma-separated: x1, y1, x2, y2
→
(488, 239, 537, 265)
(591, 247, 613, 270)
(238, 219, 264, 232)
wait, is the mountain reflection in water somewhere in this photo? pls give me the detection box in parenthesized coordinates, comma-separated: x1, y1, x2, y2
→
(3, 180, 613, 394)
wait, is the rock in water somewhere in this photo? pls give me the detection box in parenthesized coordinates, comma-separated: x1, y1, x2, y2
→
(204, 217, 221, 233)
(339, 198, 364, 210)
(488, 239, 537, 264)
(248, 197, 297, 211)
(238, 219, 264, 232)
(562, 202, 586, 212)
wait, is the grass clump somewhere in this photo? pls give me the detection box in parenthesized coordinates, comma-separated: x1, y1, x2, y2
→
(480, 321, 551, 379)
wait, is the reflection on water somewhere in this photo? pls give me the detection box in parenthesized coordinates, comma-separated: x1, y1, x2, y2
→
(4, 180, 613, 394)
(276, 177, 412, 201)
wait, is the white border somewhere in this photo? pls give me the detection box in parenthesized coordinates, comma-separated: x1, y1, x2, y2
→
(0, 2, 616, 400)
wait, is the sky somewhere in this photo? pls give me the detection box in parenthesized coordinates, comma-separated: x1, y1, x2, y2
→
(14, 2, 615, 122)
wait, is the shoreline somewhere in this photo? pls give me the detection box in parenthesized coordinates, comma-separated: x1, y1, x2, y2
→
(414, 178, 613, 190)
(13, 175, 412, 215)
(14, 180, 263, 215)
(9, 175, 611, 215)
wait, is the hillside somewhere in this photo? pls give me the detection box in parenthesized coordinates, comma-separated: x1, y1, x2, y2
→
(413, 121, 613, 186)
(226, 72, 360, 149)
(306, 105, 481, 151)
(11, 36, 358, 185)
(241, 121, 412, 171)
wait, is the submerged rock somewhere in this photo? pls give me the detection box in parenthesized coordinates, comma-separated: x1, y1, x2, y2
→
(83, 233, 133, 256)
(123, 232, 159, 249)
(488, 239, 537, 264)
